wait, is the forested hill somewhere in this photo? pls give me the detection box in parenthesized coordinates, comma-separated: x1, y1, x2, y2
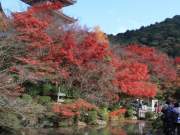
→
(108, 15, 180, 57)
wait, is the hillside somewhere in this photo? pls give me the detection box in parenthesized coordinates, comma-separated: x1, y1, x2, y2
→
(0, 2, 179, 135)
(108, 15, 180, 57)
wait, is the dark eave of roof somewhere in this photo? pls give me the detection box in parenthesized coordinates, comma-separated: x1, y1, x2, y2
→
(0, 2, 7, 17)
(21, 0, 76, 7)
(0, 2, 4, 14)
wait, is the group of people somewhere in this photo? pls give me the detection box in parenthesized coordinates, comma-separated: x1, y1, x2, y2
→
(161, 101, 180, 135)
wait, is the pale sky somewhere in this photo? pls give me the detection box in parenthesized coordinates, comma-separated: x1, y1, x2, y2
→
(1, 0, 180, 34)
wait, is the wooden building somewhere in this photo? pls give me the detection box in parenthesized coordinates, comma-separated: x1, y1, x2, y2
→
(21, 0, 76, 25)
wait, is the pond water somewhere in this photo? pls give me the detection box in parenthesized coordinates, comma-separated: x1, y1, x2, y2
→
(21, 121, 159, 135)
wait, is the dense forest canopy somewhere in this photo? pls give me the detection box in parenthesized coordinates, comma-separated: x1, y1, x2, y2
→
(108, 15, 180, 57)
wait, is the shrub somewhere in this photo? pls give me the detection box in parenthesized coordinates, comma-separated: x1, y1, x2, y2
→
(64, 99, 75, 104)
(145, 111, 155, 120)
(125, 108, 134, 118)
(58, 119, 73, 127)
(10, 74, 19, 81)
(152, 116, 163, 131)
(98, 107, 109, 121)
(59, 85, 80, 99)
(23, 81, 41, 97)
(0, 110, 21, 129)
(85, 110, 97, 124)
(109, 103, 122, 111)
(109, 108, 126, 121)
(38, 96, 51, 105)
(42, 83, 53, 95)
(24, 82, 56, 97)
(21, 94, 32, 103)
(73, 114, 79, 124)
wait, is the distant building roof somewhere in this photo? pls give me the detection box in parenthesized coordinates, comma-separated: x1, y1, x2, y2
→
(21, 0, 76, 6)
(20, 0, 76, 24)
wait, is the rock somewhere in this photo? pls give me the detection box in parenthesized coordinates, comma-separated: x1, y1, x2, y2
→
(96, 120, 107, 126)
(77, 121, 87, 127)
(131, 116, 138, 120)
(59, 119, 73, 127)
(110, 116, 119, 121)
(39, 120, 53, 128)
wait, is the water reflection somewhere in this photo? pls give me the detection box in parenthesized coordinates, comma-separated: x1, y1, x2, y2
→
(21, 121, 154, 135)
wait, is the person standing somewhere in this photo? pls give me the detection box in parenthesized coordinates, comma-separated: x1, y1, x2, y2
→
(172, 102, 180, 135)
(154, 102, 158, 113)
(161, 101, 174, 135)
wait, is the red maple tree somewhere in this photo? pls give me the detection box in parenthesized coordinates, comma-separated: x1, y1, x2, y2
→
(124, 44, 177, 81)
(11, 3, 177, 103)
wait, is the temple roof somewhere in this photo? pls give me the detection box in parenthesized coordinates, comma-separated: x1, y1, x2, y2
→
(20, 0, 76, 23)
(21, 0, 75, 7)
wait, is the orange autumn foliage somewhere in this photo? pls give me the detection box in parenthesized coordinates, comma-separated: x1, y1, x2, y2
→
(11, 2, 177, 103)
(175, 57, 180, 64)
(52, 99, 97, 118)
(109, 108, 127, 117)
(93, 26, 109, 44)
(124, 45, 177, 81)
